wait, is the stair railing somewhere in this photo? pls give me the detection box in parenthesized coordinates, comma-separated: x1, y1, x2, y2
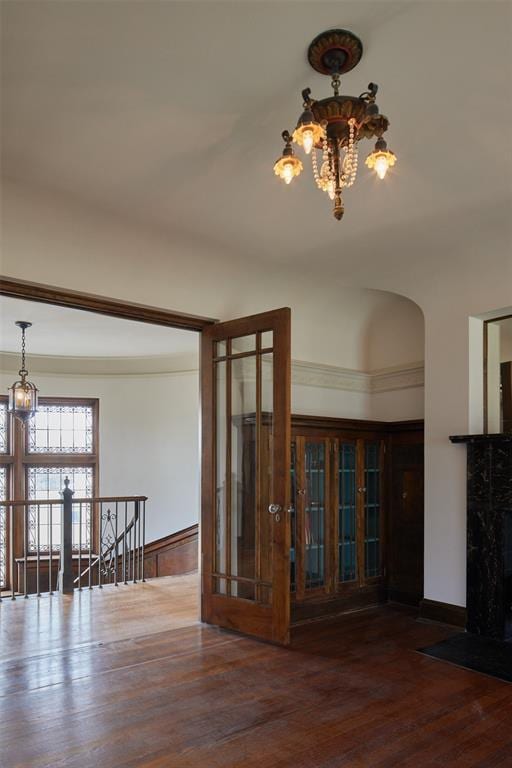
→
(0, 479, 147, 600)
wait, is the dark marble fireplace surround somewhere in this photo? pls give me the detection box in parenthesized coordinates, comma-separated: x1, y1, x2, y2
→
(450, 433, 512, 641)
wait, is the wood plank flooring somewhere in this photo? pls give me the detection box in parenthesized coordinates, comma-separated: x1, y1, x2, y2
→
(1, 574, 511, 767)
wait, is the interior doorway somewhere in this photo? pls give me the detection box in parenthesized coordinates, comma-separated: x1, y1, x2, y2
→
(1, 277, 294, 645)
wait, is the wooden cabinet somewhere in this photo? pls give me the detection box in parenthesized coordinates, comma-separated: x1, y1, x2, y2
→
(290, 416, 423, 624)
(232, 413, 424, 628)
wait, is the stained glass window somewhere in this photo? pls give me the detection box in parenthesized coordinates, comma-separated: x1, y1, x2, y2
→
(27, 466, 93, 551)
(0, 467, 6, 588)
(0, 401, 7, 453)
(28, 405, 93, 453)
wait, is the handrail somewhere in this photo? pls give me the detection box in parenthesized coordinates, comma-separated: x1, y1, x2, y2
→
(0, 495, 148, 507)
(0, 483, 146, 600)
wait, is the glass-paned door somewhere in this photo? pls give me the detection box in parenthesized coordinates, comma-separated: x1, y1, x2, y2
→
(304, 440, 327, 590)
(364, 442, 382, 578)
(338, 442, 357, 583)
(293, 436, 331, 599)
(201, 308, 291, 645)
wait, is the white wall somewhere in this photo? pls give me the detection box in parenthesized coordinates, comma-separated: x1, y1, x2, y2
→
(0, 180, 424, 373)
(0, 369, 200, 544)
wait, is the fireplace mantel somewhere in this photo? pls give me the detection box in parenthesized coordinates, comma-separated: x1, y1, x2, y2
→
(450, 433, 512, 444)
(450, 433, 512, 641)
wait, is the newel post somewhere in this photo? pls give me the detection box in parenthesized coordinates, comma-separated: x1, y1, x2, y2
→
(59, 477, 74, 594)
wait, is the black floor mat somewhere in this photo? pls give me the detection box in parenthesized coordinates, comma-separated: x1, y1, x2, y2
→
(418, 632, 512, 683)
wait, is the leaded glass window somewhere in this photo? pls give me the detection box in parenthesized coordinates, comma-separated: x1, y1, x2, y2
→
(0, 467, 6, 588)
(27, 466, 93, 551)
(0, 401, 7, 453)
(28, 405, 93, 453)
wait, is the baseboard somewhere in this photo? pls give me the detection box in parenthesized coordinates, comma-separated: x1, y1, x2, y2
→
(387, 587, 422, 608)
(419, 598, 466, 628)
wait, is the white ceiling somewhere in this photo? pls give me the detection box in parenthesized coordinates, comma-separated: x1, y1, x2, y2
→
(1, 1, 511, 277)
(0, 296, 198, 358)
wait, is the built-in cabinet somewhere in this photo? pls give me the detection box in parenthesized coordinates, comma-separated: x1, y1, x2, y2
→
(290, 416, 424, 624)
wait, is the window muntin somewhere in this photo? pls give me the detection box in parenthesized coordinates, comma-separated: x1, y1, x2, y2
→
(28, 404, 93, 453)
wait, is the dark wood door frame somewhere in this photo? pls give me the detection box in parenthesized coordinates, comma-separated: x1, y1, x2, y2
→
(0, 276, 216, 593)
(0, 276, 217, 331)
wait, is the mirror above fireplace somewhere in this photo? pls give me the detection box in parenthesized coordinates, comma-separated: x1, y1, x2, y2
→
(485, 315, 512, 433)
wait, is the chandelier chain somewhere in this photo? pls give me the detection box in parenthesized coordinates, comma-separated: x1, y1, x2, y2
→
(331, 73, 341, 96)
(19, 326, 28, 378)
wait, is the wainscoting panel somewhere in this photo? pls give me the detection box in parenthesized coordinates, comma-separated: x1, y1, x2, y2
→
(143, 524, 198, 578)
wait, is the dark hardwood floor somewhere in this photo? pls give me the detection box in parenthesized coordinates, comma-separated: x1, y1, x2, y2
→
(1, 575, 511, 767)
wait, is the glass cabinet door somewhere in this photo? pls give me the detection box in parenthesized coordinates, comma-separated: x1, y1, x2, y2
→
(363, 442, 383, 579)
(293, 437, 331, 599)
(304, 440, 326, 590)
(291, 435, 384, 602)
(337, 442, 357, 584)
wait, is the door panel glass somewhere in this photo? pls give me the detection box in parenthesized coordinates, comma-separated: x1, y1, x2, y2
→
(261, 330, 273, 349)
(215, 341, 227, 358)
(364, 442, 381, 578)
(231, 334, 256, 354)
(339, 443, 357, 582)
(215, 361, 227, 593)
(305, 442, 325, 589)
(231, 356, 257, 599)
(259, 351, 274, 603)
(212, 342, 275, 604)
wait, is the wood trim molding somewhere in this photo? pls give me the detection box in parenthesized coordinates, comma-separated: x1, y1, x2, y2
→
(419, 598, 466, 628)
(291, 414, 424, 434)
(0, 276, 217, 332)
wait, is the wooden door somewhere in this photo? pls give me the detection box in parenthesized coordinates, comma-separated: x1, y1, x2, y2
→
(201, 308, 291, 645)
(388, 439, 424, 605)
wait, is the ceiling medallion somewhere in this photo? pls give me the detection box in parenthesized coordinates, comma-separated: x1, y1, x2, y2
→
(273, 29, 397, 220)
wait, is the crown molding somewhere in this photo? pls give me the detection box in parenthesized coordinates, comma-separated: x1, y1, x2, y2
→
(0, 351, 424, 393)
(370, 362, 425, 393)
(0, 351, 198, 376)
(291, 360, 370, 392)
(292, 360, 424, 394)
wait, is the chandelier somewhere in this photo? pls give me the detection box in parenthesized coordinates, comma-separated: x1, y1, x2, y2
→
(8, 321, 39, 424)
(273, 29, 397, 220)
